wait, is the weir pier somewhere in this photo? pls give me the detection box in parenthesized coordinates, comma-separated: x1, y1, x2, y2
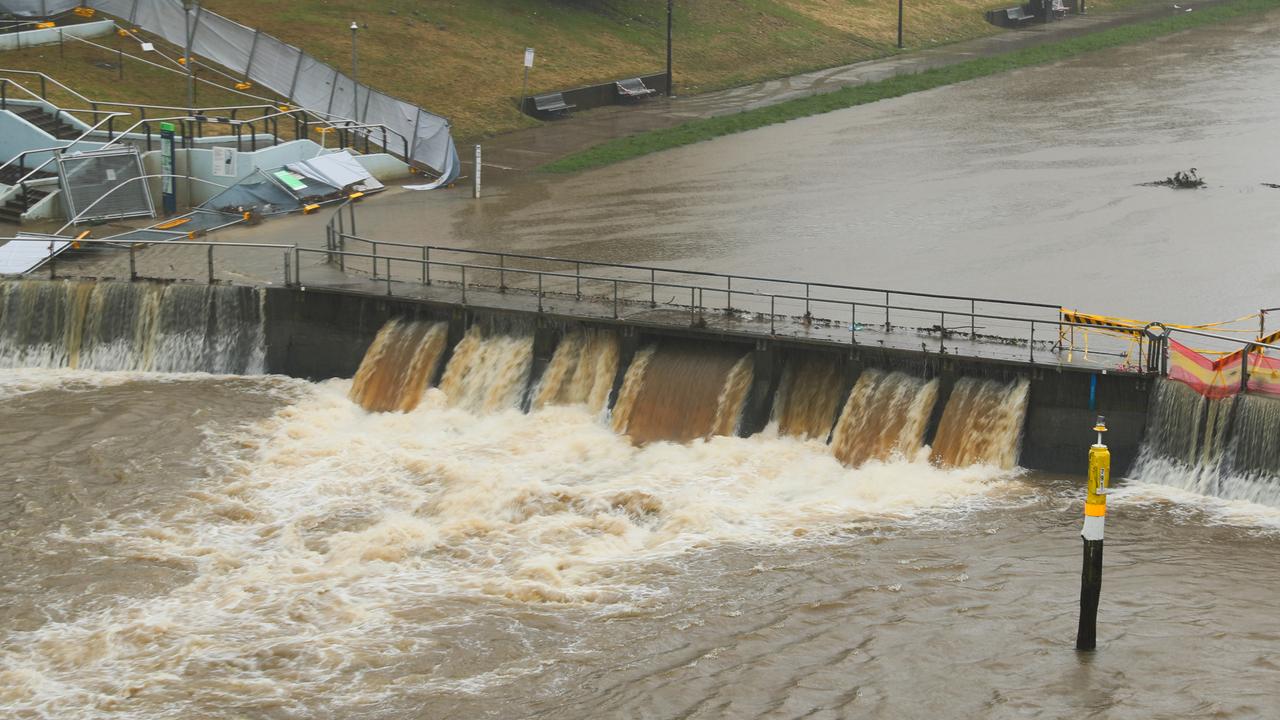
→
(3, 199, 1274, 478)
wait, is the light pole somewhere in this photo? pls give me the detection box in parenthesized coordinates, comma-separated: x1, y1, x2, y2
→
(350, 21, 360, 121)
(184, 0, 197, 109)
(897, 0, 904, 49)
(666, 0, 674, 96)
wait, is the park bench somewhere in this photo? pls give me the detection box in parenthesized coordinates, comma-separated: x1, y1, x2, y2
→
(1005, 6, 1036, 22)
(532, 92, 576, 117)
(615, 77, 657, 100)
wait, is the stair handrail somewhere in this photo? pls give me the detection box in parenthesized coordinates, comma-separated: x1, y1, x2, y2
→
(0, 111, 135, 191)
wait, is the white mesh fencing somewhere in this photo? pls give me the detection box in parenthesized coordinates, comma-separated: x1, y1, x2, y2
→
(0, 0, 457, 181)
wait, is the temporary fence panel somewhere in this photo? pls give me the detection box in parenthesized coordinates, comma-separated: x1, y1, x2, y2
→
(56, 146, 155, 223)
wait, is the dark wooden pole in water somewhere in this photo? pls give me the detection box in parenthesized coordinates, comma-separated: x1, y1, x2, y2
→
(1077, 416, 1110, 651)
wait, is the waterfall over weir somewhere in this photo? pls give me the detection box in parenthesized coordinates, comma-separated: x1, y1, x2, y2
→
(930, 378, 1031, 469)
(773, 355, 845, 441)
(533, 330, 620, 415)
(831, 370, 938, 466)
(1132, 379, 1280, 505)
(612, 344, 753, 445)
(349, 320, 448, 412)
(0, 279, 264, 374)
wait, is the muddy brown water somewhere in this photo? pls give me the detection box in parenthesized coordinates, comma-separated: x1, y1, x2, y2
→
(1, 373, 1278, 719)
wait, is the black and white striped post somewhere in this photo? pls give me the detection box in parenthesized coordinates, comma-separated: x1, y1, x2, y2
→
(1076, 415, 1111, 651)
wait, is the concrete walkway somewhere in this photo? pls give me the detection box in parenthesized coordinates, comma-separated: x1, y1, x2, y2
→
(477, 0, 1220, 177)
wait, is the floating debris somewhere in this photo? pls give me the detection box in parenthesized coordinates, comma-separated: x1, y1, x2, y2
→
(1262, 183, 1280, 189)
(1142, 168, 1205, 189)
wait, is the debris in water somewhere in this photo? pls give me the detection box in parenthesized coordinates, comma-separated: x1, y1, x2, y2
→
(1142, 168, 1205, 189)
(1261, 183, 1280, 189)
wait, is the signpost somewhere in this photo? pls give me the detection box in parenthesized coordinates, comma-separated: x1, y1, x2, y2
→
(160, 121, 177, 215)
(519, 47, 534, 112)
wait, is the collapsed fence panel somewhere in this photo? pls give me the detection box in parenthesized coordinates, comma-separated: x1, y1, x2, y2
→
(56, 146, 155, 224)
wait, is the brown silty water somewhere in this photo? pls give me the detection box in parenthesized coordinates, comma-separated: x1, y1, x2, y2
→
(773, 354, 845, 440)
(930, 377, 1031, 469)
(438, 326, 534, 413)
(610, 343, 751, 444)
(349, 319, 448, 412)
(831, 370, 939, 466)
(532, 329, 620, 414)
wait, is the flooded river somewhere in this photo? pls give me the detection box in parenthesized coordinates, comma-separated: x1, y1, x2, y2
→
(1, 372, 1278, 719)
(357, 10, 1280, 324)
(5, 10, 1280, 720)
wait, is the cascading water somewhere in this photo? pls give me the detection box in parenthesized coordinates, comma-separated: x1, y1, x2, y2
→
(772, 354, 844, 440)
(1131, 379, 1280, 505)
(349, 319, 448, 412)
(930, 377, 1030, 469)
(532, 330, 619, 414)
(830, 369, 938, 466)
(609, 344, 752, 444)
(0, 279, 264, 374)
(438, 326, 534, 413)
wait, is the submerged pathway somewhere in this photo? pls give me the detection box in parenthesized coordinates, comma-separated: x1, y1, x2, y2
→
(475, 0, 1227, 177)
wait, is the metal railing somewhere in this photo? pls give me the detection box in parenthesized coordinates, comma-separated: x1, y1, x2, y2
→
(6, 219, 1278, 381)
(1, 68, 417, 170)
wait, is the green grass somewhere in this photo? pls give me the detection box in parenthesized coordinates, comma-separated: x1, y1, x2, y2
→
(544, 0, 1280, 173)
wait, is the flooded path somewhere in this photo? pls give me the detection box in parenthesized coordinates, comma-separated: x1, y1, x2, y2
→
(342, 11, 1280, 324)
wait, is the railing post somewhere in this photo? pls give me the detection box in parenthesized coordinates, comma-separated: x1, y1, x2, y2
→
(575, 262, 581, 299)
(690, 287, 696, 325)
(726, 276, 733, 313)
(1241, 344, 1252, 393)
(851, 303, 857, 345)
(338, 234, 345, 272)
(613, 281, 619, 319)
(371, 241, 378, 278)
(885, 291, 891, 331)
(424, 247, 431, 285)
(128, 243, 136, 280)
(650, 268, 656, 307)
(206, 244, 214, 283)
(461, 266, 467, 304)
(421, 246, 427, 284)
(1030, 321, 1036, 362)
(386, 257, 392, 296)
(940, 312, 946, 353)
(970, 299, 976, 337)
(349, 200, 357, 236)
(805, 283, 810, 316)
(283, 250, 291, 287)
(538, 273, 543, 312)
(48, 241, 55, 279)
(295, 248, 302, 286)
(770, 295, 776, 335)
(499, 254, 505, 291)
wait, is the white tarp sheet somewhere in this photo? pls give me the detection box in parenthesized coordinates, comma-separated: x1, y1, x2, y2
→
(287, 151, 383, 194)
(0, 235, 71, 275)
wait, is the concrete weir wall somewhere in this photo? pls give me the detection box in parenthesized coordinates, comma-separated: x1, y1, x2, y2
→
(264, 286, 1151, 475)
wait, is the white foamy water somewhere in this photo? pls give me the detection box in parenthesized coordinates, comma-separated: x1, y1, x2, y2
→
(0, 377, 1022, 716)
(1113, 480, 1280, 532)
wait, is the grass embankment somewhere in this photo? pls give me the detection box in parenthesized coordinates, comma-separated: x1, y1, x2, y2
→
(195, 0, 1076, 140)
(543, 0, 1280, 173)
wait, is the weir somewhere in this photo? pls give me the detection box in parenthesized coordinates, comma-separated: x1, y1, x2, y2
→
(0, 278, 1177, 479)
(1130, 379, 1280, 504)
(0, 279, 264, 374)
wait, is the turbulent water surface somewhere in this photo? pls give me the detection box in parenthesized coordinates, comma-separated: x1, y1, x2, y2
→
(1, 371, 1278, 719)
